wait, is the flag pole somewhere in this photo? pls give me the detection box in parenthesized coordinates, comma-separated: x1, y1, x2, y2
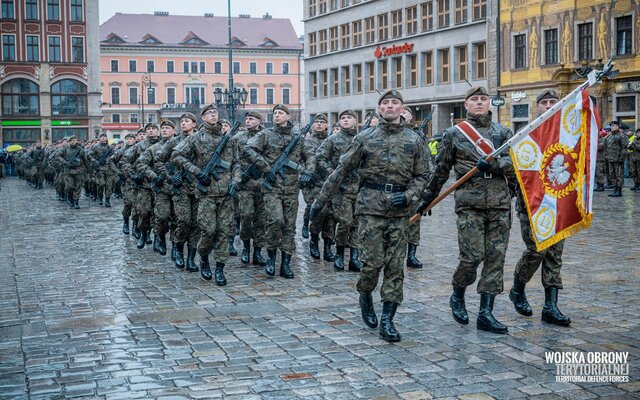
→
(409, 60, 615, 225)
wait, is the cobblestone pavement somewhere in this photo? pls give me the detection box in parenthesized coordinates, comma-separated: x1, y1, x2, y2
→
(0, 176, 638, 400)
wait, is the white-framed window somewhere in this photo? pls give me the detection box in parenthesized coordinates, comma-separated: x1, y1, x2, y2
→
(71, 36, 84, 63)
(185, 86, 205, 105)
(111, 86, 120, 104)
(2, 34, 16, 61)
(166, 87, 176, 104)
(266, 62, 273, 74)
(146, 60, 155, 72)
(129, 60, 137, 72)
(265, 87, 274, 104)
(249, 87, 258, 104)
(130, 113, 139, 123)
(112, 113, 121, 123)
(250, 62, 257, 74)
(129, 86, 138, 104)
(47, 0, 59, 20)
(282, 88, 291, 104)
(26, 35, 39, 62)
(48, 35, 61, 62)
(282, 62, 290, 74)
(70, 0, 83, 21)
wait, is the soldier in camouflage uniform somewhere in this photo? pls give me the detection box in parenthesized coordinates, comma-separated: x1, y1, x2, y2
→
(604, 121, 628, 197)
(317, 109, 363, 272)
(221, 119, 240, 257)
(417, 87, 516, 334)
(311, 90, 429, 342)
(303, 114, 335, 262)
(88, 133, 115, 207)
(232, 111, 268, 266)
(629, 128, 640, 191)
(172, 104, 240, 285)
(28, 140, 46, 189)
(51, 138, 68, 201)
(594, 131, 607, 191)
(112, 133, 137, 235)
(245, 104, 317, 279)
(509, 89, 571, 327)
(55, 135, 89, 209)
(157, 112, 200, 271)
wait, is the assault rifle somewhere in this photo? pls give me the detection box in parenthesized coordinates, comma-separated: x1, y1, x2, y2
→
(196, 121, 241, 194)
(262, 122, 312, 191)
(97, 147, 114, 166)
(166, 161, 194, 195)
(361, 111, 377, 132)
(416, 108, 434, 138)
(240, 163, 262, 184)
(66, 147, 83, 169)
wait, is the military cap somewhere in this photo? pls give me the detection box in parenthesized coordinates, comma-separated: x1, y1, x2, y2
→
(68, 135, 77, 140)
(219, 119, 231, 126)
(245, 110, 263, 120)
(273, 104, 290, 114)
(144, 122, 159, 130)
(125, 132, 136, 139)
(98, 132, 107, 138)
(160, 119, 175, 128)
(180, 112, 197, 123)
(464, 86, 489, 100)
(610, 120, 620, 126)
(365, 111, 378, 120)
(636, 128, 640, 133)
(536, 89, 560, 103)
(378, 89, 403, 104)
(62, 136, 69, 141)
(339, 109, 357, 119)
(314, 113, 328, 122)
(200, 103, 217, 116)
(137, 128, 146, 134)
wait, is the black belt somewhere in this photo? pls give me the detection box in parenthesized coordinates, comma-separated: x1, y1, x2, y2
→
(363, 181, 406, 193)
(470, 171, 503, 180)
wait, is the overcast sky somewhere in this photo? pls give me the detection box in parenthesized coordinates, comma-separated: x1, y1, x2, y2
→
(99, 0, 304, 36)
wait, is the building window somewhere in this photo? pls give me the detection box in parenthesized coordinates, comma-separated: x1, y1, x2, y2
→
(130, 113, 138, 123)
(379, 59, 388, 90)
(366, 62, 374, 92)
(343, 66, 351, 95)
(2, 34, 15, 61)
(266, 88, 274, 104)
(330, 0, 337, 11)
(167, 60, 174, 72)
(233, 61, 240, 73)
(378, 14, 388, 41)
(282, 62, 289, 74)
(364, 17, 375, 44)
(189, 61, 197, 73)
(47, 0, 59, 20)
(147, 87, 155, 104)
(199, 62, 205, 73)
(406, 6, 418, 35)
(421, 1, 433, 31)
(329, 26, 338, 51)
(26, 35, 38, 62)
(147, 113, 156, 123)
(1, 79, 39, 116)
(308, 0, 316, 17)
(71, 37, 83, 63)
(51, 79, 87, 116)
(185, 86, 205, 105)
(319, 0, 327, 14)
(331, 68, 338, 96)
(341, 23, 350, 49)
(439, 48, 450, 83)
(354, 64, 362, 93)
(352, 20, 362, 47)
(544, 29, 558, 64)
(111, 59, 118, 72)
(48, 36, 61, 62)
(282, 88, 290, 104)
(437, 0, 450, 28)
(308, 32, 317, 56)
(512, 104, 529, 118)
(616, 16, 632, 56)
(266, 62, 273, 74)
(514, 34, 527, 68)
(2, 0, 14, 18)
(310, 72, 317, 98)
(249, 87, 258, 104)
(454, 0, 467, 25)
(341, 0, 349, 6)
(183, 61, 188, 73)
(320, 70, 328, 97)
(578, 22, 593, 61)
(319, 29, 328, 53)
(615, 95, 635, 112)
(147, 60, 154, 72)
(456, 45, 467, 81)
(393, 57, 402, 88)
(112, 114, 120, 123)
(25, 0, 38, 19)
(423, 51, 433, 85)
(129, 87, 138, 104)
(129, 60, 137, 72)
(474, 42, 486, 79)
(472, 0, 486, 20)
(391, 10, 403, 38)
(408, 54, 418, 87)
(111, 87, 120, 104)
(70, 0, 83, 22)
(166, 87, 175, 104)
(214, 61, 221, 74)
(248, 62, 256, 74)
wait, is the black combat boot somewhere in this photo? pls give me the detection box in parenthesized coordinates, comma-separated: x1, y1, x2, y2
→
(605, 182, 614, 189)
(630, 184, 639, 191)
(541, 287, 571, 326)
(122, 217, 130, 235)
(137, 230, 147, 249)
(152, 234, 161, 253)
(73, 200, 80, 209)
(449, 286, 469, 325)
(104, 197, 111, 207)
(235, 215, 241, 236)
(171, 241, 176, 261)
(265, 249, 277, 276)
(241, 239, 251, 264)
(359, 291, 378, 328)
(348, 248, 363, 272)
(252, 246, 267, 266)
(301, 217, 309, 239)
(406, 243, 423, 268)
(186, 245, 198, 272)
(146, 231, 152, 244)
(594, 183, 605, 191)
(379, 302, 401, 342)
(309, 233, 321, 259)
(608, 186, 622, 197)
(477, 294, 508, 334)
(323, 238, 335, 261)
(158, 235, 167, 256)
(97, 193, 103, 205)
(200, 253, 212, 281)
(133, 221, 141, 239)
(279, 250, 294, 279)
(334, 245, 345, 271)
(228, 236, 238, 256)
(174, 242, 185, 269)
(214, 262, 227, 286)
(509, 278, 533, 316)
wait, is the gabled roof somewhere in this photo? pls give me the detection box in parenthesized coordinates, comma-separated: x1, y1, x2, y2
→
(100, 12, 302, 51)
(140, 34, 162, 44)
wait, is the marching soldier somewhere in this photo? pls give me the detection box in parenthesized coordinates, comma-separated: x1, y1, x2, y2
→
(112, 133, 137, 234)
(28, 140, 45, 189)
(416, 87, 516, 334)
(508, 89, 571, 327)
(311, 90, 429, 342)
(604, 121, 628, 197)
(88, 133, 115, 207)
(55, 136, 89, 209)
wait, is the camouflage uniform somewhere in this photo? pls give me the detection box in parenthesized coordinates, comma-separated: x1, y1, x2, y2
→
(303, 129, 335, 242)
(111, 143, 136, 223)
(28, 145, 46, 189)
(124, 136, 159, 238)
(88, 142, 115, 205)
(594, 135, 606, 189)
(604, 128, 628, 192)
(55, 143, 89, 206)
(629, 134, 640, 189)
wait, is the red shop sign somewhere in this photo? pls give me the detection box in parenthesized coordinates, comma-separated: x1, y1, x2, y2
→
(374, 42, 415, 58)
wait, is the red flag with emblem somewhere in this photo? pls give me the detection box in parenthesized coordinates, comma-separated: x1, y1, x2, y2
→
(509, 90, 600, 251)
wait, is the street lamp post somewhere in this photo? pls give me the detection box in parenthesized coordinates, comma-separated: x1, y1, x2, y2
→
(214, 87, 248, 123)
(140, 74, 153, 127)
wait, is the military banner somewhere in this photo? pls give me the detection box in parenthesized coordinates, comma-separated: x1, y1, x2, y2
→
(510, 90, 600, 251)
